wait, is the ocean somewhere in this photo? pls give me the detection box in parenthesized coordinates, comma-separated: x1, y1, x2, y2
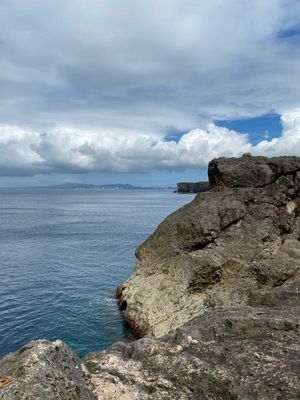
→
(0, 189, 193, 358)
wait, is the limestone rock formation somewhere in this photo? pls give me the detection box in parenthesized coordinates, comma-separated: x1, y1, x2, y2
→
(175, 181, 211, 193)
(117, 155, 300, 336)
(85, 288, 300, 399)
(0, 340, 96, 400)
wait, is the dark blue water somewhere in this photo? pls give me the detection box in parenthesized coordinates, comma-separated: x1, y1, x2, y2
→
(0, 189, 192, 358)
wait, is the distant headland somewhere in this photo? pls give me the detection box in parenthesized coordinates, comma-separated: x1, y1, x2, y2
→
(175, 181, 210, 193)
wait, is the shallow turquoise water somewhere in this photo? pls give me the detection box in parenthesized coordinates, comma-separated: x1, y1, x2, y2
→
(0, 189, 193, 357)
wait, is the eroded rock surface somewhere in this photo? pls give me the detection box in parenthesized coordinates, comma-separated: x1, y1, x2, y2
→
(85, 286, 300, 399)
(118, 155, 300, 336)
(1, 289, 299, 400)
(0, 340, 96, 400)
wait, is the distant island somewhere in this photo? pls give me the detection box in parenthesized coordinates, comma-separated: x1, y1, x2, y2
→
(12, 183, 173, 190)
(175, 181, 211, 193)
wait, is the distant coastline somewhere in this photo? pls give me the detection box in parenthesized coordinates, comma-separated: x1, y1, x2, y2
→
(0, 183, 175, 190)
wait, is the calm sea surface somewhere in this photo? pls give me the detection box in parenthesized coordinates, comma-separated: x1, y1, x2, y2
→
(0, 189, 193, 358)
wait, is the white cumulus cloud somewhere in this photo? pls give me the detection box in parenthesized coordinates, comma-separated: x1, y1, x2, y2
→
(255, 109, 300, 156)
(1, 109, 300, 177)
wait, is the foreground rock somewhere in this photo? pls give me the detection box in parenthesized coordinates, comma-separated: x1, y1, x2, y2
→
(2, 284, 299, 399)
(118, 155, 300, 336)
(0, 340, 96, 400)
(85, 289, 300, 399)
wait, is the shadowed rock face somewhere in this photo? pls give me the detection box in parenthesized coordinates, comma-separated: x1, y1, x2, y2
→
(118, 155, 300, 337)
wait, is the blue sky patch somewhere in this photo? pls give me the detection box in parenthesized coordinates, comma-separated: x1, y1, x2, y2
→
(216, 113, 282, 145)
(164, 129, 186, 143)
(277, 26, 300, 39)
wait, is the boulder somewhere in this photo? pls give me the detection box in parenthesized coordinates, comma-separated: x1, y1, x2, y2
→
(208, 155, 300, 188)
(0, 340, 96, 400)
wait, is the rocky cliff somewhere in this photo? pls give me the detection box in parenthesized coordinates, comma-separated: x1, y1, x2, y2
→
(117, 155, 300, 337)
(175, 181, 211, 193)
(1, 155, 300, 400)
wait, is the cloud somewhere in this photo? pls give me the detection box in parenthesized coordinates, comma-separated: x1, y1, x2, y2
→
(1, 1, 300, 180)
(255, 109, 300, 155)
(0, 0, 300, 134)
(0, 109, 300, 177)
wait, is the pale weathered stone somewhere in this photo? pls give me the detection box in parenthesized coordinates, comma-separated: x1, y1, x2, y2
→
(84, 290, 300, 399)
(0, 340, 96, 400)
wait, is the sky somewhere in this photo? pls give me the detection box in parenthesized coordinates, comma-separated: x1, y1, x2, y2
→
(1, 0, 300, 187)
